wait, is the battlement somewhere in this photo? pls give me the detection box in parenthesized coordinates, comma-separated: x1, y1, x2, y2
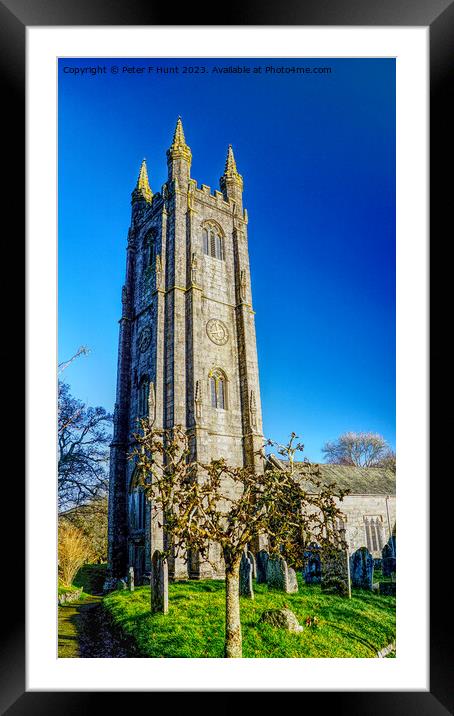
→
(192, 181, 235, 210)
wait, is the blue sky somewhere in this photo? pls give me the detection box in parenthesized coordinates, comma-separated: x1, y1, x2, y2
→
(58, 57, 395, 462)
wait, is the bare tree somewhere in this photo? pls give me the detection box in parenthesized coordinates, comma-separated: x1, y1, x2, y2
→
(377, 448, 396, 473)
(60, 496, 108, 563)
(130, 426, 348, 658)
(58, 380, 112, 511)
(322, 431, 395, 469)
(58, 345, 90, 374)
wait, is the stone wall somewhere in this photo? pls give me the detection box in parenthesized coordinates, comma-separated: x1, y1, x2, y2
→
(335, 494, 396, 558)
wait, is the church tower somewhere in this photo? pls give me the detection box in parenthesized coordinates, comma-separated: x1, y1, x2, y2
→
(107, 119, 264, 582)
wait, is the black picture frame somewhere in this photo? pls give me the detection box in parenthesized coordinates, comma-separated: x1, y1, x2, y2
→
(2, 0, 449, 712)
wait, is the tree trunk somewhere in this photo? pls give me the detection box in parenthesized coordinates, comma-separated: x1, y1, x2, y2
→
(224, 560, 242, 658)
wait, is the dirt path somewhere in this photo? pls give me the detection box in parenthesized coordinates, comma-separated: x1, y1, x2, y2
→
(58, 595, 133, 658)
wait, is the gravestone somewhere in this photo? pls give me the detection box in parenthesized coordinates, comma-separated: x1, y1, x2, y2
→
(287, 567, 299, 593)
(303, 543, 321, 584)
(116, 578, 127, 591)
(379, 581, 396, 596)
(381, 543, 396, 577)
(239, 552, 254, 598)
(321, 548, 351, 598)
(266, 556, 298, 593)
(247, 551, 257, 579)
(260, 608, 303, 632)
(256, 550, 269, 584)
(151, 550, 168, 614)
(350, 547, 374, 590)
(128, 566, 135, 592)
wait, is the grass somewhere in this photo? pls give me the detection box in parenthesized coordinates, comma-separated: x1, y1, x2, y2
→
(58, 582, 83, 596)
(103, 574, 396, 658)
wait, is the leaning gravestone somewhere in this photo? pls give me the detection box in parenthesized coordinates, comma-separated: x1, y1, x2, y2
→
(128, 566, 135, 592)
(350, 547, 374, 590)
(117, 578, 127, 591)
(321, 548, 351, 598)
(247, 551, 257, 579)
(151, 550, 168, 614)
(266, 556, 298, 593)
(256, 550, 269, 584)
(382, 543, 396, 577)
(303, 543, 322, 585)
(239, 552, 254, 598)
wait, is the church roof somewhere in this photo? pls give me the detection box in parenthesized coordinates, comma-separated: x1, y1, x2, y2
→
(267, 455, 396, 495)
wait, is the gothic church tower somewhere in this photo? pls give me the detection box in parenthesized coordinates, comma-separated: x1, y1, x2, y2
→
(107, 119, 264, 582)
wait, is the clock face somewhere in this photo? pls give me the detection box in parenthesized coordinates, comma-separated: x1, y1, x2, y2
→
(206, 318, 229, 346)
(138, 326, 152, 353)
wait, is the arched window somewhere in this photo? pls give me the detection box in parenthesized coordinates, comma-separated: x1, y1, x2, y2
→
(209, 369, 227, 409)
(129, 488, 146, 530)
(203, 225, 224, 260)
(138, 375, 149, 417)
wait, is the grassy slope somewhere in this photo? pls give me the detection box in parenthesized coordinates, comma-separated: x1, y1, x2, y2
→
(73, 563, 107, 595)
(104, 574, 396, 658)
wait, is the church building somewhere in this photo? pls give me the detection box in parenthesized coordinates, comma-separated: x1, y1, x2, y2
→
(107, 118, 264, 582)
(107, 118, 396, 586)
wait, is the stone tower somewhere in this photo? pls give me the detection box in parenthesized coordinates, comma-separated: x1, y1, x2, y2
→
(107, 118, 264, 582)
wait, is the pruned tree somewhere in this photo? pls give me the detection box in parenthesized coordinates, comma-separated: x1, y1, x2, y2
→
(322, 431, 395, 469)
(58, 380, 112, 511)
(130, 426, 348, 658)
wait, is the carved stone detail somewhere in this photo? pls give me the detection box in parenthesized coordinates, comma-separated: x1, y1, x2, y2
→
(206, 318, 229, 346)
(249, 389, 257, 429)
(240, 270, 247, 301)
(191, 253, 198, 286)
(138, 326, 151, 353)
(155, 254, 162, 288)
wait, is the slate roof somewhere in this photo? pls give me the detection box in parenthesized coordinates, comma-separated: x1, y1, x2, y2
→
(267, 456, 396, 496)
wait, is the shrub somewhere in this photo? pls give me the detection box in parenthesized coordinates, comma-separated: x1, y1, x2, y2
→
(58, 521, 94, 586)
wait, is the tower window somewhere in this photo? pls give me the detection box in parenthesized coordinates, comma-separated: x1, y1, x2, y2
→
(210, 370, 227, 409)
(203, 225, 224, 260)
(138, 376, 149, 417)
